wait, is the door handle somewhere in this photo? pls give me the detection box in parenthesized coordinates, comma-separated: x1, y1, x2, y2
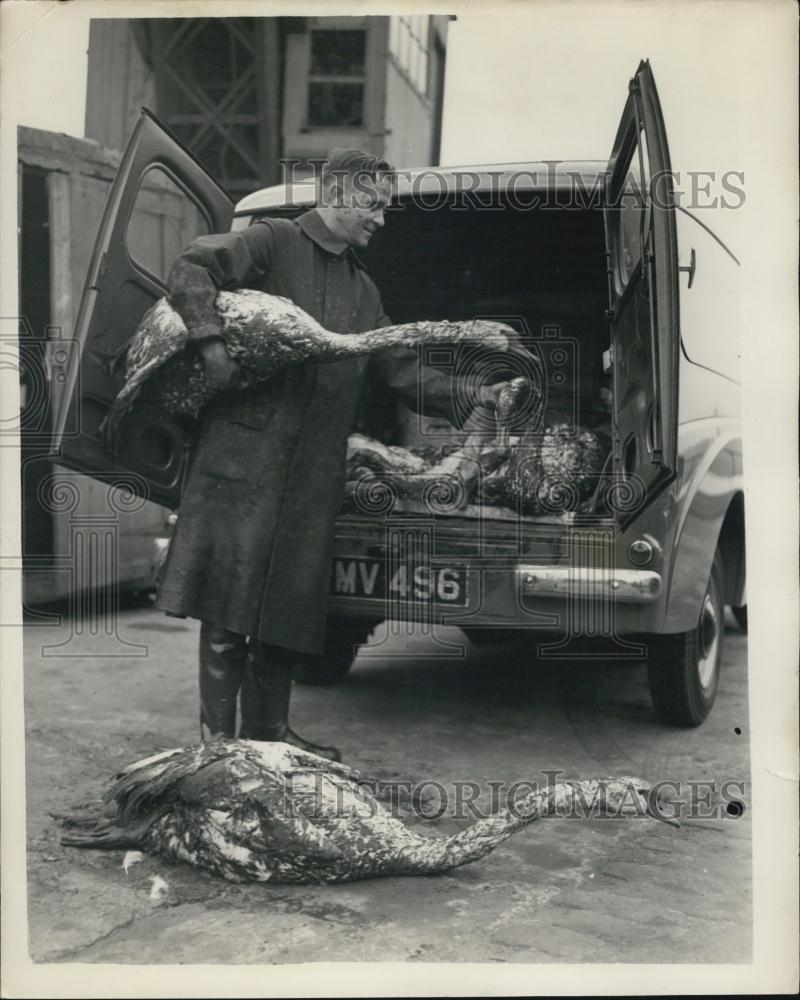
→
(679, 247, 697, 288)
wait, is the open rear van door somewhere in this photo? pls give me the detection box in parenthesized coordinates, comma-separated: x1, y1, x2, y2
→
(604, 60, 679, 524)
(50, 108, 233, 509)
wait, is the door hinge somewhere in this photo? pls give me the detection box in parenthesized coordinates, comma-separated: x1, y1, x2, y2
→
(604, 307, 615, 322)
(603, 347, 614, 372)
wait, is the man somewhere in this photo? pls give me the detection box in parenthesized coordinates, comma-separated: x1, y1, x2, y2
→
(156, 148, 510, 761)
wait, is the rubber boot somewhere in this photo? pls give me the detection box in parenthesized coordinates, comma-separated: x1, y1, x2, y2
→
(240, 640, 342, 762)
(198, 622, 248, 739)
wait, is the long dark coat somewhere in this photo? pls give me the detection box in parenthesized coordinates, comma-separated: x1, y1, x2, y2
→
(154, 210, 465, 656)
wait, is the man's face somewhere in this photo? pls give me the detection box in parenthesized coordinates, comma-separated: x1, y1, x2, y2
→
(325, 173, 393, 248)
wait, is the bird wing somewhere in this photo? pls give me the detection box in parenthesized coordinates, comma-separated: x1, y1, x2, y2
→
(100, 299, 191, 452)
(107, 741, 357, 863)
(233, 776, 351, 862)
(106, 740, 243, 822)
(244, 740, 364, 782)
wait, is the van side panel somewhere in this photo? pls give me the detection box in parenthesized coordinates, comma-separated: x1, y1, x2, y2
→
(661, 361, 743, 631)
(675, 209, 741, 385)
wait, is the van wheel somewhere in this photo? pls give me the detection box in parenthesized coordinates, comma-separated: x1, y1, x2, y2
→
(732, 605, 747, 633)
(294, 623, 376, 686)
(647, 551, 724, 727)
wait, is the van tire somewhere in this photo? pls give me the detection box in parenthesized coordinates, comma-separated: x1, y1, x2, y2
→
(647, 551, 724, 727)
(294, 622, 375, 686)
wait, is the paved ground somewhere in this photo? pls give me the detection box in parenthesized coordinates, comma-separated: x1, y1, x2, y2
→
(24, 602, 751, 964)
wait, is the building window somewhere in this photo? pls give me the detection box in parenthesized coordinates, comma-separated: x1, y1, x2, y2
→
(307, 28, 366, 127)
(388, 15, 430, 95)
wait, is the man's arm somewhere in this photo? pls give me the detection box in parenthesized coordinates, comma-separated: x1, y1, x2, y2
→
(367, 296, 507, 428)
(167, 221, 278, 388)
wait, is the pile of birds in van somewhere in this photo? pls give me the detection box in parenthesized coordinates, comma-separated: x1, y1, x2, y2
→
(344, 420, 609, 516)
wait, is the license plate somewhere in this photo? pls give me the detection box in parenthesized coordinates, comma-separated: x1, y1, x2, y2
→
(331, 557, 469, 607)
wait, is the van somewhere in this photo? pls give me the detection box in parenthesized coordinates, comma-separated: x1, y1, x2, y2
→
(52, 60, 745, 727)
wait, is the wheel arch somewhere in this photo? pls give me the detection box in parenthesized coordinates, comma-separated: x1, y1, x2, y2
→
(662, 433, 742, 631)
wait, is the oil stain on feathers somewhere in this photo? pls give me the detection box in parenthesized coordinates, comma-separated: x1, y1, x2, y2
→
(102, 290, 519, 449)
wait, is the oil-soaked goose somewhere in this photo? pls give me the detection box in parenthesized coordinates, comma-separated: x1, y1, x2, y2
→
(60, 740, 675, 884)
(102, 290, 520, 450)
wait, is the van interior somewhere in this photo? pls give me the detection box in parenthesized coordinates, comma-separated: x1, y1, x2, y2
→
(346, 195, 614, 520)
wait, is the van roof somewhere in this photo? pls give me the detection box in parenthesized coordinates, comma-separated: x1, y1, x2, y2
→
(234, 159, 609, 215)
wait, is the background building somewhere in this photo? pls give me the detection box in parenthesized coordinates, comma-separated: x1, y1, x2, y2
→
(84, 15, 452, 196)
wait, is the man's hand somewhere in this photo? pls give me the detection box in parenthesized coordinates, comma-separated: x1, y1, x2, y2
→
(478, 383, 505, 410)
(479, 377, 536, 423)
(197, 337, 242, 392)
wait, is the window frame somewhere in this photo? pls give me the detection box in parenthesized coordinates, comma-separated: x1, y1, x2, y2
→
(124, 163, 214, 287)
(387, 15, 432, 98)
(608, 123, 652, 298)
(281, 18, 386, 168)
(306, 24, 368, 129)
(297, 17, 373, 133)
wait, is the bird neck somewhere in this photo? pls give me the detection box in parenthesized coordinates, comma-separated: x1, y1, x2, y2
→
(394, 785, 560, 876)
(393, 780, 651, 878)
(514, 782, 572, 823)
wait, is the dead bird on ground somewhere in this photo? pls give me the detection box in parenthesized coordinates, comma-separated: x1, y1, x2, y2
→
(59, 739, 677, 885)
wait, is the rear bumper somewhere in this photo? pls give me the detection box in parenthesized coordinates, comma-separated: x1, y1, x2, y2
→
(516, 566, 661, 603)
(329, 562, 668, 635)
